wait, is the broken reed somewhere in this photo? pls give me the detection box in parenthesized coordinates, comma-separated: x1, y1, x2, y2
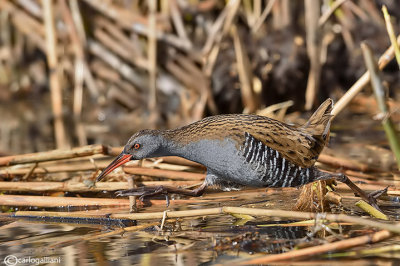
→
(1, 1, 397, 153)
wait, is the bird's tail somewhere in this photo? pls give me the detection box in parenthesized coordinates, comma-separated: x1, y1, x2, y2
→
(301, 98, 333, 140)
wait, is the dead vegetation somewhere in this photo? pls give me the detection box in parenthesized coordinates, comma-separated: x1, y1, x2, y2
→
(0, 0, 400, 264)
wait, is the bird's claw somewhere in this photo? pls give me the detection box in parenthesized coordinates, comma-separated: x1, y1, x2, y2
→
(366, 186, 388, 211)
(333, 173, 387, 212)
(368, 186, 388, 200)
(116, 186, 170, 207)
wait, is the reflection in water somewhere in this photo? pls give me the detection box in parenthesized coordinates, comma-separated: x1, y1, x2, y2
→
(0, 187, 399, 265)
(0, 219, 308, 265)
(0, 216, 316, 265)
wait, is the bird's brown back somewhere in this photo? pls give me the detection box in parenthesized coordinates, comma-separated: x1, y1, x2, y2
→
(163, 99, 333, 168)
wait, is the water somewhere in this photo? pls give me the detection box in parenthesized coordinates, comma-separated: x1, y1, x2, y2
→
(0, 188, 399, 265)
(1, 115, 400, 265)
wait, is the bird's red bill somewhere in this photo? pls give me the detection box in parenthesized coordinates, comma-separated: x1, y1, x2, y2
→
(96, 153, 132, 182)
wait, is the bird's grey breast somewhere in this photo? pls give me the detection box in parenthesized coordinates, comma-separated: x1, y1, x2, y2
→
(175, 138, 239, 170)
(170, 137, 252, 184)
(170, 132, 318, 188)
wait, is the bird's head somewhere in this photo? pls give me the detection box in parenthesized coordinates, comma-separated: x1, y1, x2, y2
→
(96, 129, 164, 182)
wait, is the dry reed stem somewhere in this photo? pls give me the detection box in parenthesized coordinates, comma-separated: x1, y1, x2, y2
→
(0, 194, 204, 207)
(224, 208, 400, 234)
(123, 166, 205, 181)
(15, 0, 42, 18)
(94, 28, 143, 70)
(11, 207, 400, 234)
(235, 230, 392, 264)
(256, 100, 294, 120)
(203, 0, 240, 75)
(61, 0, 98, 100)
(49, 221, 160, 249)
(42, 0, 68, 149)
(84, 0, 191, 52)
(72, 59, 87, 146)
(128, 175, 137, 213)
(318, 0, 349, 27)
(232, 25, 258, 113)
(164, 57, 211, 118)
(304, 0, 321, 110)
(355, 200, 388, 220)
(317, 154, 378, 172)
(169, 0, 191, 46)
(0, 1, 46, 49)
(15, 210, 123, 219)
(0, 161, 110, 176)
(257, 220, 352, 227)
(332, 172, 393, 186)
(69, 0, 86, 44)
(110, 207, 400, 234)
(331, 35, 400, 119)
(361, 42, 400, 169)
(0, 195, 130, 207)
(382, 6, 400, 69)
(147, 0, 157, 113)
(82, 0, 164, 30)
(95, 17, 147, 69)
(387, 190, 400, 196)
(0, 181, 199, 192)
(88, 40, 145, 88)
(61, 0, 89, 145)
(321, 244, 400, 259)
(251, 0, 276, 33)
(174, 53, 218, 115)
(342, 170, 377, 179)
(0, 158, 199, 176)
(334, 182, 394, 193)
(202, 2, 229, 55)
(0, 144, 107, 166)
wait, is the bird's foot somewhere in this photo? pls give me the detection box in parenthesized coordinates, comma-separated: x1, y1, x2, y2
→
(116, 186, 170, 206)
(368, 186, 388, 199)
(116, 184, 207, 207)
(334, 173, 387, 212)
(366, 186, 388, 210)
(116, 186, 166, 197)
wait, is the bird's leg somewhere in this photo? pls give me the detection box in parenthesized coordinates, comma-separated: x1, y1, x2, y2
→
(115, 182, 207, 206)
(330, 173, 387, 211)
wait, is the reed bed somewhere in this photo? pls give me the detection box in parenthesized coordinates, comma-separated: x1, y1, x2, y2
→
(1, 0, 400, 264)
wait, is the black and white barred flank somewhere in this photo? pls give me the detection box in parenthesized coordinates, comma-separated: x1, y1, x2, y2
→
(241, 132, 318, 188)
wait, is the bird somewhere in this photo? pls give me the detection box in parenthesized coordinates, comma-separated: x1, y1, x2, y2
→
(96, 99, 386, 210)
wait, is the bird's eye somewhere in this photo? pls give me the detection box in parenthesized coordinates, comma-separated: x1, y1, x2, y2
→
(134, 143, 141, 150)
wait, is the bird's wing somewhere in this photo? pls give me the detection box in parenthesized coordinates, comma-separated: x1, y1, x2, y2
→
(246, 123, 320, 168)
(247, 99, 333, 168)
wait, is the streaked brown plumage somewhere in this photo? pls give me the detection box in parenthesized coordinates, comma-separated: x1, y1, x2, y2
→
(163, 100, 331, 168)
(96, 99, 386, 210)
